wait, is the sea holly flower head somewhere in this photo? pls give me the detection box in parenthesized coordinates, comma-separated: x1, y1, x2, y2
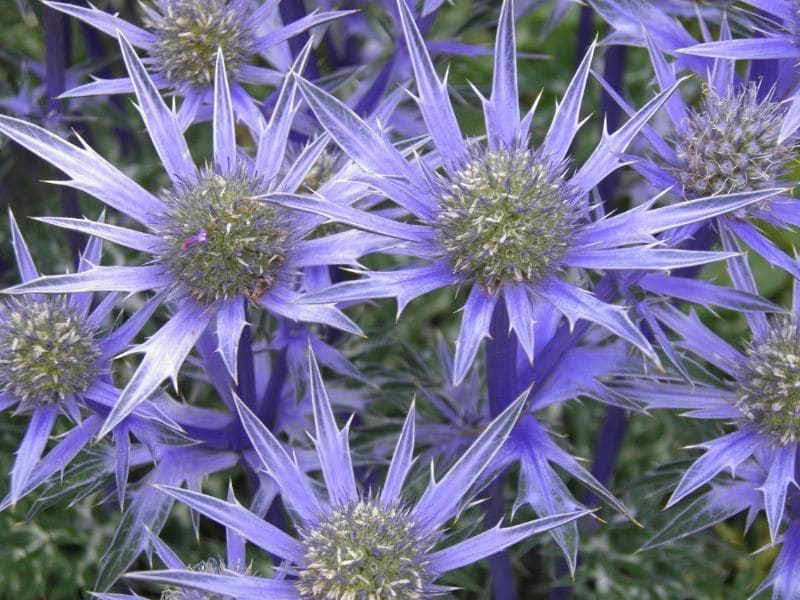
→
(434, 145, 583, 291)
(296, 499, 433, 599)
(126, 352, 587, 598)
(294, 0, 778, 383)
(736, 315, 800, 445)
(0, 296, 101, 407)
(673, 83, 798, 199)
(47, 0, 352, 129)
(626, 251, 800, 544)
(0, 38, 401, 439)
(155, 166, 291, 306)
(143, 0, 255, 89)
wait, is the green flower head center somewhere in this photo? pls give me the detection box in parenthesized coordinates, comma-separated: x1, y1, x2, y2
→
(145, 0, 254, 88)
(157, 168, 290, 306)
(737, 318, 800, 445)
(673, 83, 795, 199)
(435, 147, 578, 291)
(0, 297, 101, 406)
(297, 500, 431, 600)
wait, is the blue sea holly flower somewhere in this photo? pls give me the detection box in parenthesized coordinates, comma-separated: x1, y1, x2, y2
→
(124, 352, 588, 598)
(678, 1, 800, 139)
(0, 213, 167, 506)
(46, 0, 352, 130)
(292, 0, 778, 384)
(620, 33, 800, 278)
(625, 250, 800, 545)
(0, 37, 401, 440)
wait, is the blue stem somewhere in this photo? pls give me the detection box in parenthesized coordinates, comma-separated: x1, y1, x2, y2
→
(484, 474, 519, 600)
(43, 3, 84, 267)
(259, 345, 288, 430)
(487, 299, 518, 417)
(574, 4, 594, 68)
(483, 300, 519, 599)
(236, 311, 257, 410)
(597, 44, 628, 212)
(279, 0, 320, 80)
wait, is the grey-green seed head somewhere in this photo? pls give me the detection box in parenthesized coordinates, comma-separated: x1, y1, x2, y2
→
(0, 297, 101, 407)
(672, 83, 796, 199)
(435, 147, 579, 291)
(297, 500, 432, 600)
(737, 317, 800, 445)
(145, 0, 254, 88)
(156, 168, 290, 306)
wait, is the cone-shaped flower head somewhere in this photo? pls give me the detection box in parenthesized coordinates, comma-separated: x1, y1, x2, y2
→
(144, 0, 254, 89)
(736, 315, 800, 445)
(296, 500, 433, 599)
(46, 0, 352, 129)
(0, 296, 101, 407)
(435, 146, 582, 291)
(673, 83, 796, 198)
(155, 167, 291, 305)
(127, 351, 586, 598)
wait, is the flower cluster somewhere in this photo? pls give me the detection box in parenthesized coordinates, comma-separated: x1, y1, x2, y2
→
(0, 0, 800, 598)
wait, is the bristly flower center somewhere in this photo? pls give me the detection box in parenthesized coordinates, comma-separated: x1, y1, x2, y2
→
(737, 317, 800, 445)
(672, 83, 796, 199)
(145, 0, 254, 88)
(156, 167, 290, 306)
(435, 147, 579, 291)
(297, 500, 432, 600)
(0, 297, 101, 407)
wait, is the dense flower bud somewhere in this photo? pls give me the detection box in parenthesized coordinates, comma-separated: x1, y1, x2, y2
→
(435, 147, 580, 291)
(737, 317, 800, 445)
(144, 0, 254, 88)
(297, 500, 432, 600)
(0, 297, 101, 406)
(156, 167, 290, 305)
(672, 83, 796, 199)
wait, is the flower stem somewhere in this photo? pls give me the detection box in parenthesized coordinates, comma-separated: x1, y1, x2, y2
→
(574, 4, 594, 69)
(483, 300, 519, 599)
(597, 44, 628, 212)
(43, 4, 83, 267)
(487, 299, 518, 417)
(259, 344, 288, 430)
(484, 473, 519, 600)
(279, 0, 320, 80)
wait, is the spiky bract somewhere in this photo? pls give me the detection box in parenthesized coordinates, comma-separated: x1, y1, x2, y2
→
(0, 297, 101, 406)
(160, 558, 234, 600)
(156, 167, 290, 306)
(286, 143, 340, 193)
(145, 0, 254, 88)
(435, 147, 579, 291)
(672, 83, 796, 199)
(297, 500, 432, 600)
(737, 316, 800, 445)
